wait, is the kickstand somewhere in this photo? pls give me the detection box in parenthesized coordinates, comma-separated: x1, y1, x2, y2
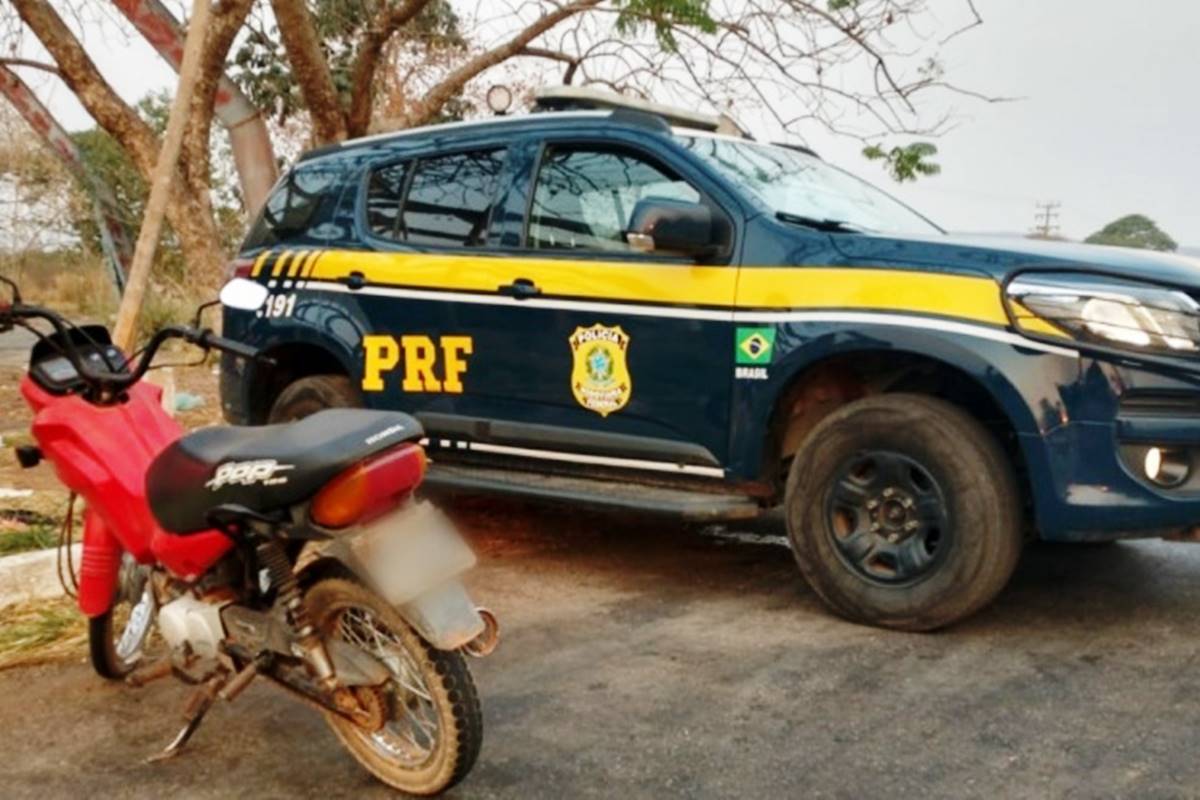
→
(147, 676, 223, 763)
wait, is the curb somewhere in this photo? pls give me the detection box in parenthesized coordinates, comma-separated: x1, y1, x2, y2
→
(0, 544, 82, 608)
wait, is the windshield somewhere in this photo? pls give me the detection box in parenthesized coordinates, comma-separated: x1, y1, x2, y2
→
(677, 135, 943, 236)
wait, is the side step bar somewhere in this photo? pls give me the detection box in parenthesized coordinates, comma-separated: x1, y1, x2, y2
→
(423, 463, 761, 522)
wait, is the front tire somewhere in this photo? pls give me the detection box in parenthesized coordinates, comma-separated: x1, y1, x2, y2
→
(306, 578, 482, 796)
(784, 393, 1021, 631)
(89, 555, 155, 679)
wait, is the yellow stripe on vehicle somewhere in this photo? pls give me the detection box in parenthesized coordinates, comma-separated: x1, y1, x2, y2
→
(307, 251, 740, 307)
(250, 250, 272, 277)
(304, 251, 1013, 326)
(284, 250, 304, 278)
(291, 250, 313, 278)
(734, 268, 1010, 326)
(272, 251, 294, 278)
(300, 250, 322, 278)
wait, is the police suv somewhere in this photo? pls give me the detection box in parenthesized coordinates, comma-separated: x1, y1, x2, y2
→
(222, 87, 1200, 630)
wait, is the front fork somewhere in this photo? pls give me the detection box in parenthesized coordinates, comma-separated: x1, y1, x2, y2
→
(78, 509, 122, 617)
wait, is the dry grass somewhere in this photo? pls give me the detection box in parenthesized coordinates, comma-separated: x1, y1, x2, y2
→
(0, 597, 87, 671)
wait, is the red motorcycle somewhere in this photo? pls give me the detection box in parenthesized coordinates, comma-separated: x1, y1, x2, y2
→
(3, 277, 497, 796)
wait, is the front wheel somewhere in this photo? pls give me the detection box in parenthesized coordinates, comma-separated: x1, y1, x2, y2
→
(784, 393, 1022, 631)
(306, 578, 482, 796)
(89, 554, 156, 679)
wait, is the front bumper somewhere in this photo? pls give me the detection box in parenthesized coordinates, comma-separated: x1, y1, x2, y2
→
(1028, 357, 1200, 541)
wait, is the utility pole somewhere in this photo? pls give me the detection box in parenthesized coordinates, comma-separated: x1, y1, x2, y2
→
(112, 0, 211, 350)
(1031, 201, 1061, 239)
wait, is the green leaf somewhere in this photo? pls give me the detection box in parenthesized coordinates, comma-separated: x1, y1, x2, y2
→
(614, 0, 716, 52)
(862, 141, 941, 183)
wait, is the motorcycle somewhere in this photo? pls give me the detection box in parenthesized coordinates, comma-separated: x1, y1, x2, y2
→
(2, 276, 498, 796)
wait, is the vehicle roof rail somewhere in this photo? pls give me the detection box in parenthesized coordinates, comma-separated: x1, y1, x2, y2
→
(533, 85, 750, 138)
(771, 141, 822, 160)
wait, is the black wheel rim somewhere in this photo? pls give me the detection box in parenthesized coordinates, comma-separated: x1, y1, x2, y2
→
(824, 450, 951, 586)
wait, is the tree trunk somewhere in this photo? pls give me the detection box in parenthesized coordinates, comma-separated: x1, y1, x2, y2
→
(114, 0, 213, 350)
(13, 0, 231, 302)
(269, 0, 348, 144)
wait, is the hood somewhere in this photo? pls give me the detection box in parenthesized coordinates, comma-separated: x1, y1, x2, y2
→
(830, 231, 1200, 288)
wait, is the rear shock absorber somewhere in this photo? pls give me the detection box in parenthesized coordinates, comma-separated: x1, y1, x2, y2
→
(256, 540, 337, 687)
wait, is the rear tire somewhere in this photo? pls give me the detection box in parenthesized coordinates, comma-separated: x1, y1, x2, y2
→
(784, 393, 1022, 631)
(307, 578, 482, 796)
(268, 374, 361, 423)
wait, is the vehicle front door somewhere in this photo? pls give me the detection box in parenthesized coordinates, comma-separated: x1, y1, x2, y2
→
(480, 140, 741, 476)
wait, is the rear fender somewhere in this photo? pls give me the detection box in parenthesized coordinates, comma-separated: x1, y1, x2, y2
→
(298, 551, 484, 650)
(296, 503, 485, 650)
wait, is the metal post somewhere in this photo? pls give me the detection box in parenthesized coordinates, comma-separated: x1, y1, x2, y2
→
(0, 65, 131, 296)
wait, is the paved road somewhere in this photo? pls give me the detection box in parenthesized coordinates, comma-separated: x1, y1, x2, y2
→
(3, 503, 1200, 799)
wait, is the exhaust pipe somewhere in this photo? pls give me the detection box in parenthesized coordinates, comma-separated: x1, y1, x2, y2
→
(462, 608, 499, 657)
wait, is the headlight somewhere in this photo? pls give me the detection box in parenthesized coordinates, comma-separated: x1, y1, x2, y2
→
(1006, 272, 1200, 356)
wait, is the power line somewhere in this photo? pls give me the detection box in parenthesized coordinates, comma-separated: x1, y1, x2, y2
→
(1031, 201, 1061, 238)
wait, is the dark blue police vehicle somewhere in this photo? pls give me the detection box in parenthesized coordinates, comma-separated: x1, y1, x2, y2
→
(221, 87, 1200, 629)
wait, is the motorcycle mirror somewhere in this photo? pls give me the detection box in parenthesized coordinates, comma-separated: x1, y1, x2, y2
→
(219, 278, 269, 312)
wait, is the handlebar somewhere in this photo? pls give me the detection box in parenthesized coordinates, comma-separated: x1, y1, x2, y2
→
(2, 301, 266, 399)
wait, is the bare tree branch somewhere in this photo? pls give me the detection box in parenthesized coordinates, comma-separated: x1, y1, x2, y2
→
(377, 0, 603, 131)
(0, 57, 60, 76)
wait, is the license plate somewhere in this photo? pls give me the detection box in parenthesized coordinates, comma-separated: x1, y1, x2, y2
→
(348, 501, 477, 606)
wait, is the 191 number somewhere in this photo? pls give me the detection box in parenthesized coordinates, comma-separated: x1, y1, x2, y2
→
(262, 293, 297, 318)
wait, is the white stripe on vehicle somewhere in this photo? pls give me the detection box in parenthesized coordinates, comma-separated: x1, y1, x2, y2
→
(428, 439, 726, 478)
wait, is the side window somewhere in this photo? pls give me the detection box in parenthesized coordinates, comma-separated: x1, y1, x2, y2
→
(528, 147, 700, 252)
(365, 149, 506, 247)
(365, 162, 409, 238)
(244, 160, 344, 248)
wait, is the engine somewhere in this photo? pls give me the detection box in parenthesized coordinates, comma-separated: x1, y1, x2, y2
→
(157, 594, 228, 661)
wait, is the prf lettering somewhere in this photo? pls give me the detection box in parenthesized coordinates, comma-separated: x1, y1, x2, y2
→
(362, 335, 474, 394)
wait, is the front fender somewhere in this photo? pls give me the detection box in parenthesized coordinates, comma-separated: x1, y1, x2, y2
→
(728, 318, 1082, 480)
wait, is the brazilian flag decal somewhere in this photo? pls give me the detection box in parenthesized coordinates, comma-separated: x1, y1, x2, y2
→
(735, 327, 776, 365)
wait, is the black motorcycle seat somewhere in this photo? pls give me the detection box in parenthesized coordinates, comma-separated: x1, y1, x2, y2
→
(146, 409, 423, 534)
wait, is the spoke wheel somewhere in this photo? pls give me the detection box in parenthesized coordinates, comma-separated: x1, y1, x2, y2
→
(307, 579, 481, 796)
(89, 553, 155, 680)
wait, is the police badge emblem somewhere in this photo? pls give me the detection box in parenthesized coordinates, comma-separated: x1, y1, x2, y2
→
(568, 324, 632, 417)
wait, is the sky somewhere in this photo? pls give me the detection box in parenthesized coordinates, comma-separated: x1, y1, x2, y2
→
(792, 0, 1200, 245)
(8, 0, 1199, 246)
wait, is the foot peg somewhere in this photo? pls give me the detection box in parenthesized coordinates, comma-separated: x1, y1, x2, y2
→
(126, 658, 172, 688)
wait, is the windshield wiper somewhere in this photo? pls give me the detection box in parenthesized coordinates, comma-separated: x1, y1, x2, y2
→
(775, 211, 864, 233)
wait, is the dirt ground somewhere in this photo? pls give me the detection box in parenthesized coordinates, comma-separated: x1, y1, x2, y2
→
(4, 329, 1200, 798)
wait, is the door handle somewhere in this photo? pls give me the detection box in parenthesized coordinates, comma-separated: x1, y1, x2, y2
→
(498, 277, 541, 300)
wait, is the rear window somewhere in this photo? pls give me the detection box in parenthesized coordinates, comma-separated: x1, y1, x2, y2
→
(243, 160, 346, 249)
(364, 149, 506, 247)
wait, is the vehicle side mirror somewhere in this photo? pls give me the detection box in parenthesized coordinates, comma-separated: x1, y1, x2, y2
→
(626, 198, 725, 260)
(219, 278, 270, 312)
